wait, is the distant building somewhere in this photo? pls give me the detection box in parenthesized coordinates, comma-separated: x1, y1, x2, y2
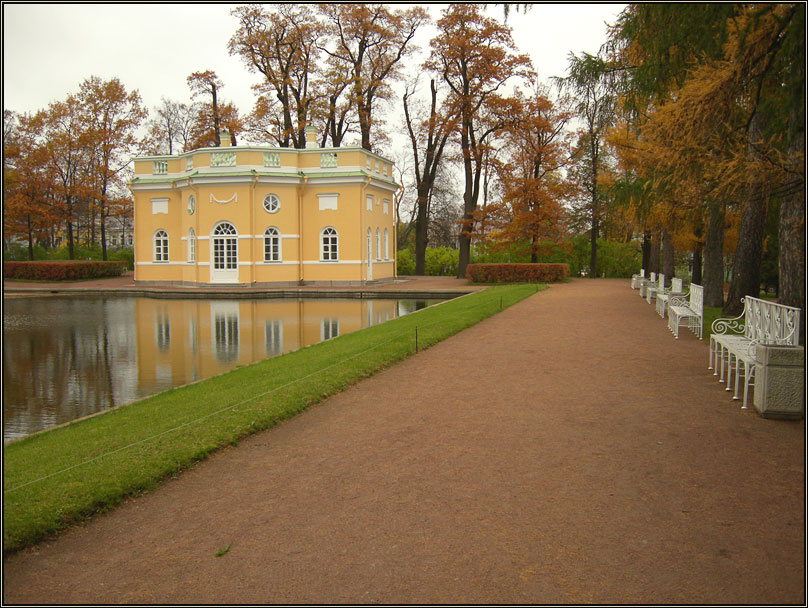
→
(128, 127, 398, 286)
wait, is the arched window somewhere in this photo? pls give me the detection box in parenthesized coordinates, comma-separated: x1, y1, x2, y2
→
(375, 228, 381, 261)
(321, 227, 338, 261)
(384, 228, 389, 260)
(187, 228, 195, 263)
(264, 227, 281, 262)
(154, 230, 169, 262)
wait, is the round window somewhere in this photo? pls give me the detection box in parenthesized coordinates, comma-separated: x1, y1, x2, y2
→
(263, 194, 280, 213)
(187, 195, 195, 215)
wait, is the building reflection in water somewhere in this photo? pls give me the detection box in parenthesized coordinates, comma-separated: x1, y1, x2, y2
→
(3, 296, 437, 442)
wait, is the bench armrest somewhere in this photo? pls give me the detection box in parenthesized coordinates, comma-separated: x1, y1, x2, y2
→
(669, 294, 689, 307)
(711, 313, 745, 336)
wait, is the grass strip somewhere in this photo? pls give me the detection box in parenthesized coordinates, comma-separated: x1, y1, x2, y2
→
(3, 284, 542, 552)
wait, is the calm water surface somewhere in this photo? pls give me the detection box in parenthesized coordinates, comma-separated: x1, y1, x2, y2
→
(3, 295, 442, 442)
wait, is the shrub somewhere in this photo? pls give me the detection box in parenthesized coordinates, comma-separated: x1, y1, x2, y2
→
(424, 246, 458, 276)
(3, 261, 127, 281)
(397, 249, 415, 275)
(465, 263, 569, 283)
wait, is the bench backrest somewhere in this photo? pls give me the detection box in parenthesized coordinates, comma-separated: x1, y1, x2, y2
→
(671, 277, 683, 293)
(640, 269, 645, 278)
(657, 274, 665, 289)
(650, 272, 656, 282)
(744, 296, 802, 345)
(688, 284, 703, 315)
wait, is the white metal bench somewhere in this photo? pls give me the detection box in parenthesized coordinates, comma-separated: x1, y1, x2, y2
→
(709, 296, 801, 409)
(667, 283, 703, 340)
(639, 272, 656, 298)
(656, 277, 684, 318)
(631, 269, 645, 289)
(645, 273, 665, 304)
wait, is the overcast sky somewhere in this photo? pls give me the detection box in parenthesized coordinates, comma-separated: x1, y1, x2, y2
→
(3, 3, 625, 132)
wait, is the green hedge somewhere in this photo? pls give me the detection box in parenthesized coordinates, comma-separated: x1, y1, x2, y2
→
(466, 263, 569, 283)
(3, 261, 127, 281)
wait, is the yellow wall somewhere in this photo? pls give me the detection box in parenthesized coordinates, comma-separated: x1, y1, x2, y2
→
(130, 143, 398, 285)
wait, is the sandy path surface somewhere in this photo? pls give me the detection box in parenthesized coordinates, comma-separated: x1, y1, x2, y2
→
(3, 279, 804, 604)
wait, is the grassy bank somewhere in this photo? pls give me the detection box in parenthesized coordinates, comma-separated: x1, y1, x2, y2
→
(3, 284, 542, 553)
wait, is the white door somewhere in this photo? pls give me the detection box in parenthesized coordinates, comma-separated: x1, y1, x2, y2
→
(210, 222, 239, 284)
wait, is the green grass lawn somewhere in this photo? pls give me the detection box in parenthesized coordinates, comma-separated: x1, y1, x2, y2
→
(3, 284, 541, 553)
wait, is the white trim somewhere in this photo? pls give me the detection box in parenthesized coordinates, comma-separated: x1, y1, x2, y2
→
(136, 262, 187, 267)
(254, 261, 299, 267)
(302, 260, 361, 265)
(251, 234, 299, 239)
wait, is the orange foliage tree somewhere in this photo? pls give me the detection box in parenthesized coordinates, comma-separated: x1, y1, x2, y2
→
(318, 4, 428, 152)
(476, 82, 574, 262)
(229, 4, 322, 149)
(187, 70, 243, 148)
(425, 3, 532, 278)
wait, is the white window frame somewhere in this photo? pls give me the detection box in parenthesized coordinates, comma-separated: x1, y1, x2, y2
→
(384, 228, 389, 260)
(320, 227, 338, 262)
(264, 227, 281, 262)
(154, 230, 169, 263)
(375, 228, 381, 261)
(263, 193, 280, 213)
(187, 228, 195, 263)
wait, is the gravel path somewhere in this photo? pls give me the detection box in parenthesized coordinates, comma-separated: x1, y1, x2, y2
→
(3, 279, 804, 604)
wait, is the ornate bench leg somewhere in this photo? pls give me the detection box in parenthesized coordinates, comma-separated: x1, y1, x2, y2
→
(741, 362, 754, 410)
(709, 337, 715, 370)
(733, 357, 742, 400)
(726, 352, 734, 392)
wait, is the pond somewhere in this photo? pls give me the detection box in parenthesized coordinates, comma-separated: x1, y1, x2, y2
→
(3, 295, 444, 443)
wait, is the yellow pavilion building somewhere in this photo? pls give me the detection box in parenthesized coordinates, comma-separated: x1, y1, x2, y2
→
(129, 127, 399, 286)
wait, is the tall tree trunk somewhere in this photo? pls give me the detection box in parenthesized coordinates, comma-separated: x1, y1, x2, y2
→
(724, 192, 767, 315)
(703, 201, 725, 307)
(414, 189, 429, 276)
(780, 57, 805, 344)
(724, 112, 770, 315)
(641, 232, 651, 272)
(661, 227, 675, 286)
(692, 218, 703, 285)
(648, 233, 660, 275)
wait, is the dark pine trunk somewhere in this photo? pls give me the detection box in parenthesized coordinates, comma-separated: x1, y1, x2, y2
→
(703, 201, 725, 307)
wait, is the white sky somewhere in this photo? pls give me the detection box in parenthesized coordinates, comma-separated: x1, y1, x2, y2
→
(3, 3, 625, 136)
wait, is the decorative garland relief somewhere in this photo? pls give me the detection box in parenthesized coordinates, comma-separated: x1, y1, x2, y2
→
(210, 193, 238, 205)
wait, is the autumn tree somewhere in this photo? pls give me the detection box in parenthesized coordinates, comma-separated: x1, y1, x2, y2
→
(187, 70, 242, 148)
(77, 76, 146, 259)
(229, 4, 322, 148)
(608, 3, 804, 330)
(426, 3, 532, 278)
(606, 4, 735, 300)
(319, 3, 428, 151)
(403, 78, 455, 274)
(556, 51, 616, 278)
(478, 82, 573, 262)
(3, 112, 58, 258)
(144, 97, 197, 155)
(22, 94, 92, 259)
